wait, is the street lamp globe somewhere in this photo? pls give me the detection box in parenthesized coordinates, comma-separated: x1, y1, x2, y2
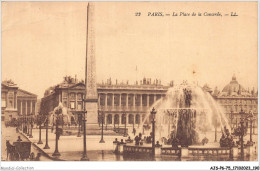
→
(151, 107, 157, 121)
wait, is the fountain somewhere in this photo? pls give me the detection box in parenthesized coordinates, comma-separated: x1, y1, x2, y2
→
(137, 81, 231, 147)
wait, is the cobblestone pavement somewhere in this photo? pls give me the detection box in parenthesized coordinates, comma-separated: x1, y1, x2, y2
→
(1, 123, 52, 161)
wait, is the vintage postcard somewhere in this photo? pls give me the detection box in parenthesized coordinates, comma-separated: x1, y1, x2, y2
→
(1, 1, 259, 170)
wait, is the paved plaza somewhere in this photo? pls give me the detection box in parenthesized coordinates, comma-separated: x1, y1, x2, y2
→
(2, 122, 258, 161)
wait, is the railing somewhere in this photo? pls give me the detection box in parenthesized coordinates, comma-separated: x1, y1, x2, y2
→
(123, 145, 153, 155)
(161, 147, 181, 156)
(188, 147, 231, 156)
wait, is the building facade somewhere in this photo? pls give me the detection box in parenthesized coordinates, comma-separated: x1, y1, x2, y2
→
(1, 80, 37, 123)
(41, 75, 258, 133)
(40, 76, 171, 127)
(211, 75, 258, 134)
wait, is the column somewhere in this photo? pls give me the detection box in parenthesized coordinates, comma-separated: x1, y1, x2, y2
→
(112, 94, 114, 108)
(126, 114, 128, 125)
(5, 92, 8, 108)
(30, 101, 33, 115)
(119, 94, 121, 107)
(119, 114, 121, 125)
(133, 114, 135, 125)
(98, 94, 101, 107)
(147, 94, 149, 107)
(21, 101, 23, 115)
(112, 114, 114, 125)
(105, 93, 108, 108)
(104, 114, 106, 125)
(75, 93, 78, 110)
(34, 101, 37, 115)
(140, 94, 142, 109)
(133, 94, 136, 108)
(126, 94, 128, 108)
(25, 101, 28, 115)
(154, 94, 156, 103)
(14, 92, 17, 109)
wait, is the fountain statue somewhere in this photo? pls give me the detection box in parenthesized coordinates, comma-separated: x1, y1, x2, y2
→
(137, 81, 231, 148)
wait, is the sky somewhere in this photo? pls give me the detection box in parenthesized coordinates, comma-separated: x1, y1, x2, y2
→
(1, 1, 258, 98)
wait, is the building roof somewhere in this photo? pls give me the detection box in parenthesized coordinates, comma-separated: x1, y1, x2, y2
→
(17, 89, 37, 98)
(1, 80, 18, 88)
(217, 75, 255, 97)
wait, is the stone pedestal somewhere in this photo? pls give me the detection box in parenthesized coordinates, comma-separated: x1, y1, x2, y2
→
(155, 146, 161, 156)
(119, 144, 125, 154)
(113, 142, 118, 153)
(245, 145, 254, 156)
(180, 147, 189, 157)
(232, 146, 239, 158)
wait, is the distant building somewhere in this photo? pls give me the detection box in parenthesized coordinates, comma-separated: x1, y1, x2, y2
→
(1, 80, 37, 123)
(40, 76, 171, 127)
(211, 75, 258, 134)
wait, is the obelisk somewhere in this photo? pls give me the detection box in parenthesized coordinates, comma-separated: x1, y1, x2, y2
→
(85, 2, 98, 125)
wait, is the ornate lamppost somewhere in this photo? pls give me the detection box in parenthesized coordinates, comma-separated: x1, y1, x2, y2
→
(230, 110, 234, 130)
(233, 109, 247, 160)
(52, 104, 63, 157)
(43, 114, 50, 149)
(247, 110, 254, 144)
(29, 113, 34, 138)
(37, 115, 43, 144)
(80, 98, 89, 161)
(77, 113, 82, 137)
(151, 107, 157, 156)
(123, 114, 127, 137)
(99, 109, 105, 143)
(26, 116, 30, 136)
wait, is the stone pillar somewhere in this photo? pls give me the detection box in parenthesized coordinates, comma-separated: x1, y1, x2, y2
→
(133, 94, 136, 108)
(20, 101, 23, 115)
(246, 145, 254, 156)
(112, 114, 114, 125)
(112, 94, 114, 108)
(75, 93, 78, 110)
(25, 101, 28, 115)
(155, 146, 161, 156)
(119, 143, 125, 154)
(98, 94, 101, 107)
(126, 113, 128, 125)
(133, 114, 135, 125)
(5, 92, 8, 108)
(126, 94, 128, 108)
(154, 94, 156, 103)
(119, 94, 121, 107)
(105, 93, 108, 108)
(34, 101, 37, 115)
(140, 94, 142, 109)
(180, 147, 189, 158)
(14, 92, 17, 109)
(232, 146, 239, 158)
(30, 101, 33, 115)
(104, 114, 106, 125)
(119, 114, 121, 125)
(147, 94, 149, 107)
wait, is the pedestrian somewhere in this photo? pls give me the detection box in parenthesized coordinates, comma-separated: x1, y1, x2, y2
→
(16, 136, 22, 142)
(34, 153, 41, 161)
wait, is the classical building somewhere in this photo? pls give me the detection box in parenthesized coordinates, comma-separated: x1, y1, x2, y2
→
(40, 76, 172, 127)
(1, 80, 37, 123)
(211, 75, 258, 134)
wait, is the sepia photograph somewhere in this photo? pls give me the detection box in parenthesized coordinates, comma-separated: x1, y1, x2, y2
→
(0, 0, 259, 169)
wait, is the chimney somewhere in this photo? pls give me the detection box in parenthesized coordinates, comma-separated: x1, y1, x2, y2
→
(75, 75, 78, 83)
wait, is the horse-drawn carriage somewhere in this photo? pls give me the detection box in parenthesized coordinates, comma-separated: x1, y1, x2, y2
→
(6, 140, 33, 161)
